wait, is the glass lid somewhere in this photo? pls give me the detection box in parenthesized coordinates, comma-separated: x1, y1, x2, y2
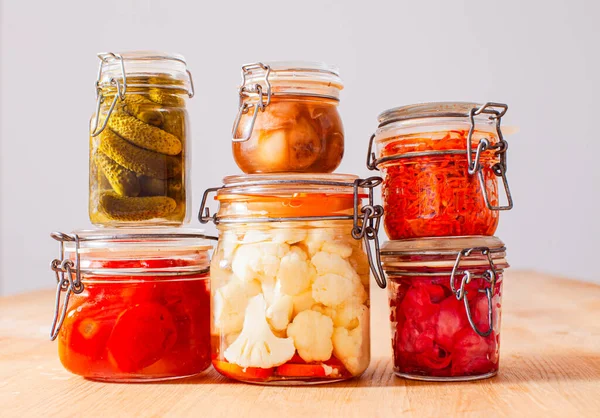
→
(377, 102, 506, 126)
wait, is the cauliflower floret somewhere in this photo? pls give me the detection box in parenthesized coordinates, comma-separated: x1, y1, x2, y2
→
(321, 241, 353, 258)
(312, 274, 357, 307)
(265, 283, 294, 332)
(311, 251, 367, 306)
(231, 242, 290, 282)
(287, 310, 334, 362)
(292, 290, 317, 317)
(312, 300, 366, 329)
(348, 247, 371, 287)
(277, 246, 314, 296)
(241, 230, 271, 244)
(332, 305, 370, 375)
(224, 294, 296, 368)
(213, 277, 262, 335)
(272, 228, 307, 244)
(311, 251, 360, 280)
(303, 229, 336, 256)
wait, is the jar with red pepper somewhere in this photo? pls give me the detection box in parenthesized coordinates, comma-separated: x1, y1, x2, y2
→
(380, 236, 508, 381)
(367, 102, 513, 240)
(49, 229, 213, 382)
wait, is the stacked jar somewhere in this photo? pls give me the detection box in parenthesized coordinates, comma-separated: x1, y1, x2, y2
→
(201, 62, 386, 384)
(367, 102, 514, 381)
(48, 51, 214, 382)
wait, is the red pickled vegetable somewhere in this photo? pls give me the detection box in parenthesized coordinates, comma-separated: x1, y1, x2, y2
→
(379, 130, 500, 239)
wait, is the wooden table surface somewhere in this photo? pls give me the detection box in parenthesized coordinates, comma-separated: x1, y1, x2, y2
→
(1, 271, 599, 417)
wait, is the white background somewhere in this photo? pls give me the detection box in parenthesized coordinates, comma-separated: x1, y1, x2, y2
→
(1, 0, 598, 296)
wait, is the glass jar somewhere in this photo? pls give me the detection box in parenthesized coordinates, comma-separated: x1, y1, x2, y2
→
(49, 229, 213, 382)
(89, 51, 194, 227)
(367, 102, 513, 240)
(199, 174, 385, 384)
(231, 62, 344, 174)
(380, 236, 509, 381)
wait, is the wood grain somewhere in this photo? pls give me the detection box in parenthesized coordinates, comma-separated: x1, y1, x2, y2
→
(1, 271, 599, 417)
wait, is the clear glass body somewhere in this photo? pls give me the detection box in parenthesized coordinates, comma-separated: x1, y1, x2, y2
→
(57, 249, 211, 382)
(210, 183, 370, 384)
(233, 96, 344, 173)
(387, 271, 503, 381)
(89, 74, 190, 226)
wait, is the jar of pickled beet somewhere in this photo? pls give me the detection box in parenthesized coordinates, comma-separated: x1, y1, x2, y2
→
(199, 174, 386, 384)
(367, 102, 514, 240)
(380, 236, 509, 381)
(49, 229, 213, 382)
(231, 61, 344, 173)
(89, 51, 194, 227)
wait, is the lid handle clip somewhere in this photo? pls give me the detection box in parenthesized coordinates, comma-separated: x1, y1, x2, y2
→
(467, 102, 513, 211)
(198, 187, 222, 224)
(90, 53, 127, 137)
(450, 247, 498, 337)
(232, 63, 272, 143)
(49, 232, 84, 341)
(352, 177, 387, 289)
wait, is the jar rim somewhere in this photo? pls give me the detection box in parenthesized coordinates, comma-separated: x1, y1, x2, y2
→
(57, 228, 214, 254)
(380, 235, 505, 255)
(96, 50, 192, 93)
(377, 102, 496, 126)
(218, 173, 362, 196)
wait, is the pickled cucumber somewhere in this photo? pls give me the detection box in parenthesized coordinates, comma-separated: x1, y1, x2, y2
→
(99, 129, 181, 179)
(122, 95, 163, 127)
(94, 151, 140, 197)
(148, 89, 186, 107)
(99, 192, 176, 221)
(108, 109, 182, 155)
(161, 110, 185, 140)
(139, 176, 183, 196)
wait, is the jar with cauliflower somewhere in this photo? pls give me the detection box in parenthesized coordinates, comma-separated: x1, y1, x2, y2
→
(231, 62, 344, 174)
(200, 174, 385, 384)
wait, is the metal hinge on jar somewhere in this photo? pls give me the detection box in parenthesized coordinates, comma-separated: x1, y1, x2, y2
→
(366, 102, 513, 211)
(49, 232, 84, 341)
(90, 52, 195, 137)
(231, 62, 272, 142)
(198, 176, 387, 288)
(449, 246, 501, 337)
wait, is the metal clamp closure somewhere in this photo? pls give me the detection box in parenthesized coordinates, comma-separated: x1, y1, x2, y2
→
(49, 232, 84, 341)
(467, 102, 513, 211)
(352, 177, 386, 289)
(91, 53, 127, 137)
(449, 246, 498, 337)
(232, 63, 272, 142)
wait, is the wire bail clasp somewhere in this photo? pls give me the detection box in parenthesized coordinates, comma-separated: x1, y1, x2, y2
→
(449, 247, 498, 337)
(49, 232, 85, 341)
(352, 176, 386, 289)
(90, 52, 127, 137)
(198, 187, 223, 224)
(466, 102, 513, 211)
(232, 63, 272, 143)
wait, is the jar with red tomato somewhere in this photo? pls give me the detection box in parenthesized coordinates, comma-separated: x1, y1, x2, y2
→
(367, 102, 514, 240)
(199, 174, 386, 384)
(49, 229, 213, 382)
(380, 236, 509, 381)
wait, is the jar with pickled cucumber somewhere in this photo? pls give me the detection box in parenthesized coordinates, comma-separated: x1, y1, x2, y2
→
(231, 62, 344, 174)
(199, 174, 386, 384)
(89, 51, 194, 226)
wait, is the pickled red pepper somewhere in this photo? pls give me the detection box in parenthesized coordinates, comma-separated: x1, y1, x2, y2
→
(388, 275, 502, 378)
(380, 130, 499, 239)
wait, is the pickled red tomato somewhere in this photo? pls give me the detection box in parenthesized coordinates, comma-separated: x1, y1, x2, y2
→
(107, 303, 177, 372)
(389, 276, 502, 378)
